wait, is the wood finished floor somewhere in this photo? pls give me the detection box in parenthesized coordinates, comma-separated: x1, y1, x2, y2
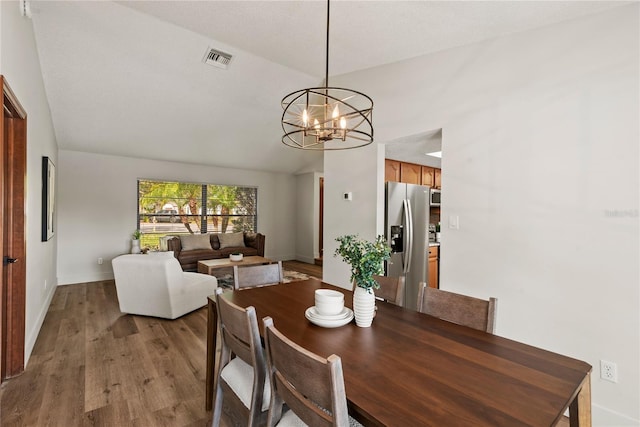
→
(282, 260, 322, 279)
(0, 280, 211, 426)
(0, 260, 572, 427)
(0, 261, 320, 427)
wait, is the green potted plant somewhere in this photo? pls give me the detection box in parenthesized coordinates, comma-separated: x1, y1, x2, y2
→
(334, 234, 391, 327)
(131, 229, 142, 254)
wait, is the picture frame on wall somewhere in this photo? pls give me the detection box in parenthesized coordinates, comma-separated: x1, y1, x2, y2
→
(42, 156, 55, 241)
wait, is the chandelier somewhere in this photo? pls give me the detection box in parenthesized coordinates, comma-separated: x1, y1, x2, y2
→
(281, 0, 374, 150)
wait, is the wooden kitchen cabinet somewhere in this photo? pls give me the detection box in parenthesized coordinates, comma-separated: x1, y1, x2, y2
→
(400, 162, 421, 184)
(385, 159, 441, 189)
(428, 246, 439, 288)
(385, 159, 401, 182)
(434, 168, 442, 189)
(421, 166, 435, 187)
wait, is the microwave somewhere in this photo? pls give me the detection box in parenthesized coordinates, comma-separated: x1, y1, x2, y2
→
(430, 189, 441, 207)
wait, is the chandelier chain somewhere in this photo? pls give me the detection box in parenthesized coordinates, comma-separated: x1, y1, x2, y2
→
(325, 0, 330, 87)
(280, 0, 373, 150)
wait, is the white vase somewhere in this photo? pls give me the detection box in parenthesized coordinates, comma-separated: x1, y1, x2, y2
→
(131, 239, 141, 254)
(352, 285, 376, 327)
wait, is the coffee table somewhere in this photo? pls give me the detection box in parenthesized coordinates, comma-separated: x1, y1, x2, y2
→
(197, 256, 273, 276)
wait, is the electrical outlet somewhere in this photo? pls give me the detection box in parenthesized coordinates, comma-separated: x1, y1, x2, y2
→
(600, 360, 618, 383)
(97, 257, 103, 265)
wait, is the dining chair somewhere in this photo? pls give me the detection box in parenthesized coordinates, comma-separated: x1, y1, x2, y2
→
(262, 317, 363, 427)
(212, 288, 270, 427)
(416, 283, 497, 333)
(233, 261, 284, 290)
(372, 275, 405, 306)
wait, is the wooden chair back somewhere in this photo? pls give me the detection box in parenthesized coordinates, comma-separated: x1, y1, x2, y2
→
(213, 288, 268, 427)
(372, 275, 405, 306)
(233, 261, 283, 290)
(416, 283, 497, 333)
(263, 316, 350, 427)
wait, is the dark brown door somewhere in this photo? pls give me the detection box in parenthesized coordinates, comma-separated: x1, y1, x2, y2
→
(1, 76, 27, 381)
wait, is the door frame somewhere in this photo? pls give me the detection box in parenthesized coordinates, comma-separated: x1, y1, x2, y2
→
(319, 177, 324, 259)
(1, 76, 27, 380)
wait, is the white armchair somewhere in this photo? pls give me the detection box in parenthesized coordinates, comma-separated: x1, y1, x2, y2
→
(112, 252, 217, 319)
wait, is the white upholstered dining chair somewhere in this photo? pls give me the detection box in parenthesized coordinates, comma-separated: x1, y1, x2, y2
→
(262, 317, 363, 427)
(416, 282, 497, 333)
(213, 288, 270, 427)
(371, 275, 405, 306)
(233, 261, 284, 289)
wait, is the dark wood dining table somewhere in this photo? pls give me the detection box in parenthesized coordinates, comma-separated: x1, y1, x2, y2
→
(205, 279, 592, 426)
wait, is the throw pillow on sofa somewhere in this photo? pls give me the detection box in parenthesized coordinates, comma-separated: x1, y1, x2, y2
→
(218, 232, 245, 249)
(180, 234, 212, 251)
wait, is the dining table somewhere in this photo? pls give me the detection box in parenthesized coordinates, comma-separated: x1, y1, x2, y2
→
(205, 279, 592, 426)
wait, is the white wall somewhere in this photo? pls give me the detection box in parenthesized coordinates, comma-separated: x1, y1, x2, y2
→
(1, 1, 59, 364)
(57, 150, 297, 285)
(323, 144, 385, 289)
(327, 5, 639, 425)
(295, 172, 323, 264)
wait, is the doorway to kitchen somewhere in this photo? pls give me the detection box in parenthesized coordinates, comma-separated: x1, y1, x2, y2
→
(384, 129, 443, 290)
(384, 128, 442, 223)
(1, 76, 27, 381)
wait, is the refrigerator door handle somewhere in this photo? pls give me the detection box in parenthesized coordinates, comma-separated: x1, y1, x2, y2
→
(403, 199, 413, 274)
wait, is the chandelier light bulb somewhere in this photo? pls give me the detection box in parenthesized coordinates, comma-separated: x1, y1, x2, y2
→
(332, 105, 340, 129)
(302, 109, 309, 126)
(340, 116, 346, 129)
(314, 118, 320, 130)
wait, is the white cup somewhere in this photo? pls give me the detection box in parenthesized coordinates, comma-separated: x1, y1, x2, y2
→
(315, 289, 344, 316)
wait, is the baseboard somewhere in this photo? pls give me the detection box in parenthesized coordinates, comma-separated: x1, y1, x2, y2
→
(263, 254, 295, 262)
(295, 255, 316, 264)
(58, 271, 115, 286)
(24, 284, 56, 366)
(593, 403, 639, 426)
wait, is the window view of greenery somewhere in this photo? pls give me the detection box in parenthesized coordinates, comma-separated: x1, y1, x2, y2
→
(137, 180, 257, 250)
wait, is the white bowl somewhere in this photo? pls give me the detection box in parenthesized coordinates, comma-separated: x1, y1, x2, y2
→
(315, 289, 344, 316)
(315, 289, 344, 303)
(229, 253, 244, 262)
(305, 307, 354, 328)
(316, 301, 344, 316)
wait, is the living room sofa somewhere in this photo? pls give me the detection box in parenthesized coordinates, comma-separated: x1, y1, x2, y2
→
(167, 232, 265, 271)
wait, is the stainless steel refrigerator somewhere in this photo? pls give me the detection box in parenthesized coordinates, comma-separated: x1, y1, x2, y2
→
(385, 181, 430, 310)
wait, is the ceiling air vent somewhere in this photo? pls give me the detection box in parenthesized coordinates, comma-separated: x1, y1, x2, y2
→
(203, 47, 232, 70)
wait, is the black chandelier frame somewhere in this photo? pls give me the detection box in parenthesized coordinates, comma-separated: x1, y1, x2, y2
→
(280, 0, 374, 151)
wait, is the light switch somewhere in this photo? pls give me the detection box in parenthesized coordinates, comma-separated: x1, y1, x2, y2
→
(449, 215, 459, 230)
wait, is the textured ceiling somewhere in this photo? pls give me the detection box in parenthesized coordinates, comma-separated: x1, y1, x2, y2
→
(29, 1, 629, 173)
(117, 0, 632, 77)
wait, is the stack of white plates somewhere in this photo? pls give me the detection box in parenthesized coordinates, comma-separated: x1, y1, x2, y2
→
(305, 306, 354, 328)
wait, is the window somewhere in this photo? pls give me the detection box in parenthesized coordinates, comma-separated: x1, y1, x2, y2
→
(137, 180, 257, 249)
